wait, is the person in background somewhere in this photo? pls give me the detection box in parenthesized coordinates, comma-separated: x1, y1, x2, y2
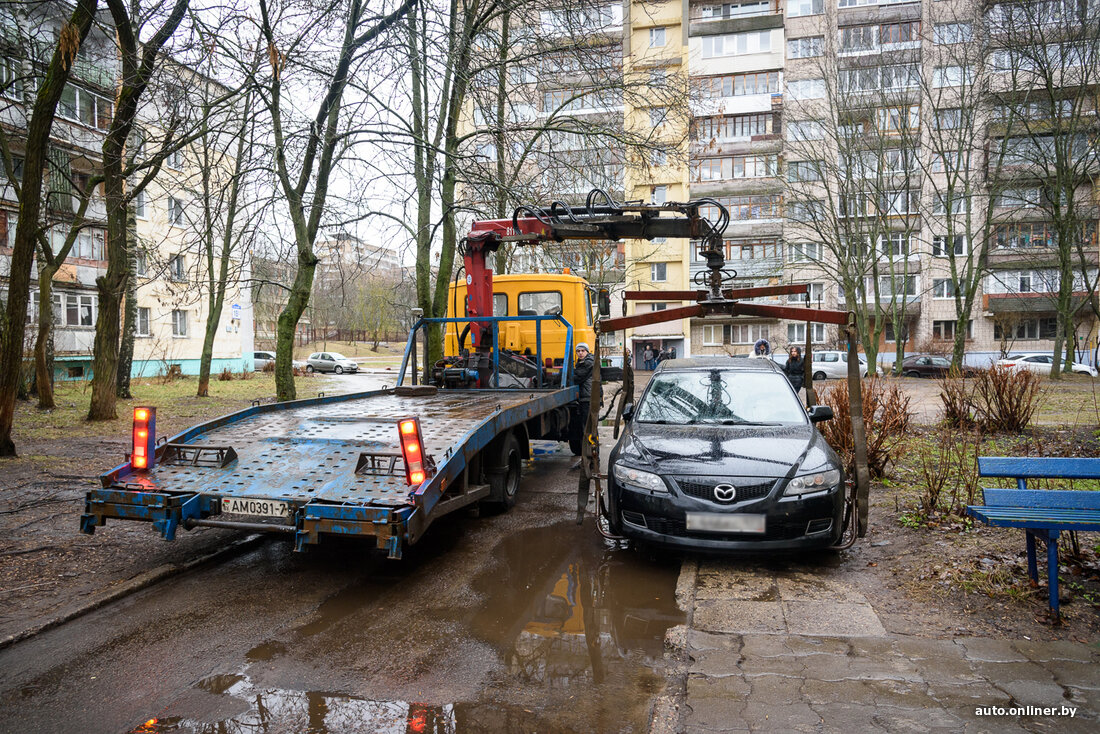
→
(570, 343, 596, 467)
(749, 339, 771, 359)
(783, 346, 805, 393)
(643, 345, 654, 371)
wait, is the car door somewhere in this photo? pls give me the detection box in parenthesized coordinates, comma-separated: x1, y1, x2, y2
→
(818, 352, 841, 378)
(1024, 355, 1052, 375)
(320, 353, 335, 372)
(930, 357, 951, 377)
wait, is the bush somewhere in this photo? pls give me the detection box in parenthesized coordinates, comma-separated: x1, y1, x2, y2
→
(261, 361, 275, 373)
(218, 366, 234, 381)
(916, 427, 981, 518)
(819, 377, 912, 479)
(940, 366, 1042, 433)
(972, 365, 1043, 432)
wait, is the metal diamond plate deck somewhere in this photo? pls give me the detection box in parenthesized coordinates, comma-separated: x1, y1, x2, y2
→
(135, 390, 557, 508)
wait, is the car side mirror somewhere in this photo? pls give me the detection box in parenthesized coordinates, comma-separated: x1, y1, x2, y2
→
(808, 405, 834, 423)
(597, 287, 611, 317)
(622, 402, 635, 422)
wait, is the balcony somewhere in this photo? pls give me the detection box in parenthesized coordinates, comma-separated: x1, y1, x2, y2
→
(689, 1, 783, 36)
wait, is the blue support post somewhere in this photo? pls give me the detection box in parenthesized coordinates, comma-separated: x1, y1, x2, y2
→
(536, 319, 543, 388)
(1046, 529, 1060, 615)
(493, 321, 500, 388)
(1026, 530, 1038, 583)
(397, 318, 424, 386)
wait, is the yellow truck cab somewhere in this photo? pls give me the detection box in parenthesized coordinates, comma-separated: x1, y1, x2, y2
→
(446, 272, 596, 364)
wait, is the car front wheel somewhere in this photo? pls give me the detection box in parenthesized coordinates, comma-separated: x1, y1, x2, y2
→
(334, 366, 343, 374)
(905, 370, 920, 378)
(305, 365, 314, 373)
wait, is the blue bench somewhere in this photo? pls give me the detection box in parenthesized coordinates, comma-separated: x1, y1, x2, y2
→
(967, 457, 1100, 616)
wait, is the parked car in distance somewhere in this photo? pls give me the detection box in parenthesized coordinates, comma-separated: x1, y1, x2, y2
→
(899, 354, 978, 378)
(305, 352, 359, 374)
(607, 357, 846, 551)
(253, 351, 305, 371)
(997, 353, 1098, 377)
(805, 350, 882, 380)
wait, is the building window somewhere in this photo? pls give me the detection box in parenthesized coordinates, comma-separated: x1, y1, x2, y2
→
(786, 120, 824, 141)
(932, 235, 968, 257)
(933, 319, 972, 340)
(701, 30, 772, 59)
(649, 107, 668, 127)
(878, 232, 911, 257)
(692, 155, 778, 181)
(933, 65, 970, 88)
(884, 321, 910, 343)
(787, 79, 825, 100)
(172, 309, 188, 337)
(934, 23, 972, 44)
(876, 105, 919, 133)
(879, 190, 920, 216)
(136, 307, 151, 337)
(702, 324, 724, 346)
(933, 194, 970, 216)
(169, 254, 186, 281)
(134, 189, 146, 218)
(933, 108, 968, 130)
(166, 148, 184, 170)
(788, 0, 823, 17)
(787, 322, 826, 344)
(787, 282, 825, 302)
(995, 318, 1058, 341)
(651, 185, 668, 204)
(650, 27, 666, 47)
(650, 302, 668, 312)
(787, 36, 824, 59)
(728, 323, 769, 344)
(650, 149, 667, 167)
(58, 84, 113, 130)
(63, 293, 96, 327)
(168, 196, 185, 226)
(74, 230, 105, 260)
(932, 278, 956, 299)
(725, 240, 781, 260)
(692, 113, 772, 141)
(787, 242, 822, 263)
(698, 195, 782, 222)
(650, 262, 667, 282)
(696, 71, 780, 98)
(787, 160, 822, 182)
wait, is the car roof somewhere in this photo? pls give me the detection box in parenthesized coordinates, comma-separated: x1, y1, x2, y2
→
(655, 357, 783, 373)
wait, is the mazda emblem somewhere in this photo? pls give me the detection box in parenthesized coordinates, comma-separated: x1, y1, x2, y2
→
(713, 484, 736, 502)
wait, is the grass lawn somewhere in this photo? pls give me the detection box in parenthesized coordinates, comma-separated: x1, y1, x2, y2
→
(289, 340, 405, 361)
(12, 373, 292, 444)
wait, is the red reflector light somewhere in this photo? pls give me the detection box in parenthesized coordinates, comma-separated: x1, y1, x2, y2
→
(399, 420, 417, 435)
(135, 408, 149, 422)
(410, 471, 425, 484)
(397, 417, 431, 486)
(133, 456, 147, 469)
(132, 406, 156, 471)
(405, 442, 420, 454)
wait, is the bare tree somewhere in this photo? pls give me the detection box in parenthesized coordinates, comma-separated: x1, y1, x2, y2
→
(0, 0, 99, 456)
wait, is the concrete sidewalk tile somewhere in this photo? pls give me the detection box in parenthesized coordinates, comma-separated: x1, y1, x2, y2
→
(997, 678, 1074, 708)
(740, 700, 822, 732)
(806, 702, 889, 732)
(873, 705, 967, 732)
(1040, 660, 1100, 690)
(695, 567, 778, 601)
(739, 651, 805, 678)
(961, 721, 1032, 734)
(1066, 684, 1100, 709)
(970, 661, 1057, 686)
(956, 638, 1030, 663)
(744, 672, 807, 704)
(689, 646, 746, 679)
(911, 654, 986, 685)
(798, 653, 857, 683)
(860, 678, 940, 710)
(685, 674, 750, 731)
(802, 678, 881, 706)
(893, 635, 968, 662)
(694, 600, 786, 634)
(926, 680, 1013, 709)
(784, 635, 850, 657)
(1013, 640, 1099, 664)
(687, 629, 744, 654)
(783, 600, 887, 637)
(775, 572, 866, 603)
(739, 633, 794, 659)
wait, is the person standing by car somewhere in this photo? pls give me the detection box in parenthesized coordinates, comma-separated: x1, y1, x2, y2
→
(749, 339, 771, 358)
(783, 346, 805, 393)
(570, 343, 596, 464)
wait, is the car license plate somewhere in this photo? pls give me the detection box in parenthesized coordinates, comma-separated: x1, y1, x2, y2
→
(221, 497, 291, 519)
(686, 512, 766, 534)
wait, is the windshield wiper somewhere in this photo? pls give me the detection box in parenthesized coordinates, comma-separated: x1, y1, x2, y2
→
(714, 420, 783, 426)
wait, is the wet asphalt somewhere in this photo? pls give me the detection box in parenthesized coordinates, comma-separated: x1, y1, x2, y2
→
(0, 441, 682, 734)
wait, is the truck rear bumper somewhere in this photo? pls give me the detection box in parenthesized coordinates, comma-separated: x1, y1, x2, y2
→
(81, 488, 420, 559)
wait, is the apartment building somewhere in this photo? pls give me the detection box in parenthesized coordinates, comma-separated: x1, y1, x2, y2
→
(0, 6, 254, 381)
(512, 0, 1099, 367)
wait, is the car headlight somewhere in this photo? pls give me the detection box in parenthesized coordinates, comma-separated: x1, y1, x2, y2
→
(783, 467, 841, 497)
(612, 463, 668, 493)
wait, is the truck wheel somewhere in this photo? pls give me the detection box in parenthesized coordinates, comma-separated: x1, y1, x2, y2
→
(484, 432, 522, 511)
(812, 371, 826, 381)
(569, 438, 582, 456)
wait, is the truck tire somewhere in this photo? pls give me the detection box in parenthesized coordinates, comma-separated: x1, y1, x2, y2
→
(484, 432, 522, 511)
(569, 438, 582, 456)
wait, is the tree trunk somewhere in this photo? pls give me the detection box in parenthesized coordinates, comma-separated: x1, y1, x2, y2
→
(0, 0, 99, 455)
(116, 204, 138, 399)
(847, 326, 870, 538)
(275, 256, 316, 401)
(34, 266, 59, 409)
(197, 285, 227, 397)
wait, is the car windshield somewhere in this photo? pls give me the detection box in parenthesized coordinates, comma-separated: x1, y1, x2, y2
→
(329, 353, 347, 360)
(636, 369, 808, 426)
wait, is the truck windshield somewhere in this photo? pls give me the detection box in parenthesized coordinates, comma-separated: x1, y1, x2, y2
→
(636, 370, 807, 426)
(518, 291, 563, 316)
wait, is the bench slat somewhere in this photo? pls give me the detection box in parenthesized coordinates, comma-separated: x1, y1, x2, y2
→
(978, 457, 1100, 480)
(981, 488, 1100, 511)
(967, 507, 1100, 530)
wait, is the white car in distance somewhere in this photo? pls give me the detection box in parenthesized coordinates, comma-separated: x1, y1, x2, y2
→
(997, 353, 1098, 377)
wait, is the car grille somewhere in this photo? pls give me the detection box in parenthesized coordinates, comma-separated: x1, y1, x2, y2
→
(675, 477, 776, 504)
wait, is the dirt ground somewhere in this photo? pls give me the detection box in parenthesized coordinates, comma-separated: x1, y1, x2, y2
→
(1, 372, 1098, 647)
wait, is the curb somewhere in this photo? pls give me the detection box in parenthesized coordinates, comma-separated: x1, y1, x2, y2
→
(649, 556, 700, 734)
(0, 533, 267, 652)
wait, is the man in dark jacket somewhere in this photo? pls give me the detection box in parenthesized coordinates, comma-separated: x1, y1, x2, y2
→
(570, 343, 596, 463)
(783, 346, 805, 392)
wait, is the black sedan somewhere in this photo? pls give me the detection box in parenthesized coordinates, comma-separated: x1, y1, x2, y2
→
(607, 357, 845, 551)
(900, 354, 977, 378)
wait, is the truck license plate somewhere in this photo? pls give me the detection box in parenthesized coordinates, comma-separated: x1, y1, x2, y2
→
(221, 497, 291, 519)
(686, 512, 765, 534)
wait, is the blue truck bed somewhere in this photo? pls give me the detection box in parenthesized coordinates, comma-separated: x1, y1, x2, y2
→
(82, 386, 577, 558)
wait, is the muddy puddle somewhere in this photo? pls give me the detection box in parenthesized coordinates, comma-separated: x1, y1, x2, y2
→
(132, 522, 684, 733)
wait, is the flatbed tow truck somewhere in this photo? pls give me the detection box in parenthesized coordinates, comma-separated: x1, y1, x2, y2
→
(81, 190, 862, 557)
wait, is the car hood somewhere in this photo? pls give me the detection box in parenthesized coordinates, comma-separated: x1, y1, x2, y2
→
(617, 421, 835, 479)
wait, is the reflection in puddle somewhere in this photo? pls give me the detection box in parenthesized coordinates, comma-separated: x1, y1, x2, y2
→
(135, 522, 683, 733)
